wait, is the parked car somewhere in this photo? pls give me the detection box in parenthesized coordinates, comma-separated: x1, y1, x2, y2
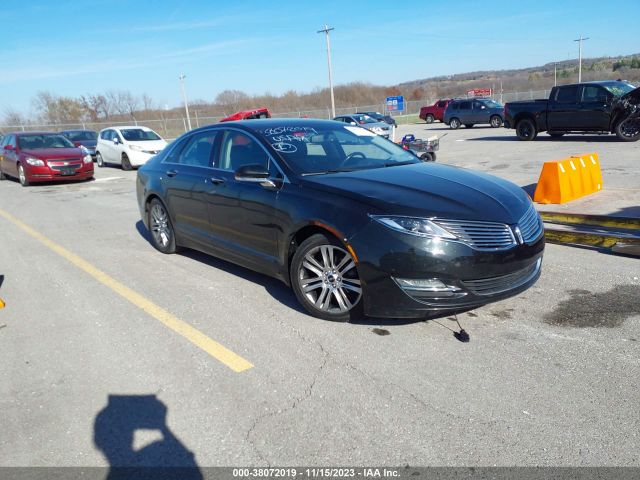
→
(60, 129, 98, 159)
(0, 131, 93, 186)
(96, 126, 167, 170)
(444, 98, 504, 129)
(419, 99, 452, 123)
(220, 108, 271, 122)
(136, 119, 544, 322)
(357, 111, 397, 128)
(333, 114, 391, 138)
(504, 80, 640, 141)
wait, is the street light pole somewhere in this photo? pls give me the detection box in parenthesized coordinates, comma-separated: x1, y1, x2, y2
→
(554, 62, 557, 86)
(179, 73, 192, 131)
(317, 25, 336, 118)
(573, 35, 590, 83)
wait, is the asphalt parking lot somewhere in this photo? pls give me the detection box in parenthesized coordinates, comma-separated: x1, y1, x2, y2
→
(1, 124, 639, 468)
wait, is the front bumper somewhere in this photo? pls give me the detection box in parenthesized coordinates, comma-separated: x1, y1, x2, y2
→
(127, 150, 158, 167)
(26, 163, 94, 183)
(350, 221, 545, 318)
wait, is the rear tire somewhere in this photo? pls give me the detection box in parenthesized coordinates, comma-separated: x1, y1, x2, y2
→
(148, 198, 178, 254)
(121, 154, 132, 171)
(290, 233, 363, 322)
(490, 115, 503, 128)
(449, 118, 461, 129)
(615, 119, 640, 142)
(425, 114, 434, 124)
(18, 164, 30, 187)
(96, 152, 105, 167)
(420, 152, 434, 162)
(516, 118, 537, 141)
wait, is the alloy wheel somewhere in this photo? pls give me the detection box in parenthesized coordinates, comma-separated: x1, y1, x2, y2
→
(297, 244, 362, 314)
(150, 203, 171, 248)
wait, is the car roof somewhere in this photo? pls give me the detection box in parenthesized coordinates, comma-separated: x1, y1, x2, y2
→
(61, 129, 96, 133)
(558, 80, 632, 88)
(13, 131, 57, 136)
(190, 118, 345, 134)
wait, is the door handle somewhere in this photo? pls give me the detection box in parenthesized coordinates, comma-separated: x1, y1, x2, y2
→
(166, 170, 178, 177)
(209, 177, 226, 185)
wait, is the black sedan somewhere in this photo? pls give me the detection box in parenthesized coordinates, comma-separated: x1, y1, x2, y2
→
(136, 119, 544, 321)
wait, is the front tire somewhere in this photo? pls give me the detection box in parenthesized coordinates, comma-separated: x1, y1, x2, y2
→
(615, 119, 640, 142)
(96, 152, 105, 167)
(516, 118, 537, 141)
(0, 168, 6, 180)
(420, 152, 435, 162)
(291, 234, 363, 322)
(425, 114, 434, 124)
(449, 118, 461, 129)
(490, 115, 503, 128)
(121, 154, 133, 171)
(18, 164, 30, 187)
(148, 198, 178, 254)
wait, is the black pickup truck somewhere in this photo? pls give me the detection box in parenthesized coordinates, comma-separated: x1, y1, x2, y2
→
(504, 80, 640, 141)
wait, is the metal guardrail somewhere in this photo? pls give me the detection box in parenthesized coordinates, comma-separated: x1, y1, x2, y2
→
(541, 212, 640, 257)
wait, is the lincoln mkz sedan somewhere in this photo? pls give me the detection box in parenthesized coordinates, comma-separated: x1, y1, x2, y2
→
(0, 132, 94, 186)
(136, 119, 544, 321)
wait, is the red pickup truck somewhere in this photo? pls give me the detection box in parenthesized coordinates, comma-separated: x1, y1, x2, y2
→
(419, 99, 452, 123)
(219, 107, 271, 122)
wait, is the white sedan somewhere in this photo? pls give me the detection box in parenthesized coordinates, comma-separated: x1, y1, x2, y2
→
(96, 126, 167, 170)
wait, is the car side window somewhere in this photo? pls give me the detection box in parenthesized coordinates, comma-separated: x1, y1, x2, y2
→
(473, 100, 484, 109)
(459, 101, 471, 110)
(437, 101, 446, 108)
(556, 86, 579, 103)
(9, 135, 17, 148)
(178, 131, 218, 168)
(582, 85, 608, 102)
(162, 136, 190, 165)
(218, 131, 275, 175)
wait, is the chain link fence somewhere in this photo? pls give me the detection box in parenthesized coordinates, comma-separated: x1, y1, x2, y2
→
(0, 90, 552, 139)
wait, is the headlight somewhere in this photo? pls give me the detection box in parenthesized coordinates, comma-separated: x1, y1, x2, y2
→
(371, 127, 383, 134)
(25, 156, 45, 166)
(370, 215, 457, 239)
(83, 154, 92, 164)
(129, 145, 144, 151)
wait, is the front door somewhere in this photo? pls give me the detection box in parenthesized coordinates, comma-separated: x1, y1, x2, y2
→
(574, 84, 612, 130)
(205, 129, 282, 275)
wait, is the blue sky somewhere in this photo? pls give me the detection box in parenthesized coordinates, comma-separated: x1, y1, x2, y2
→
(1, 0, 639, 115)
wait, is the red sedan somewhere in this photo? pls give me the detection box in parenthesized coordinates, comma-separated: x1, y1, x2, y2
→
(0, 132, 94, 186)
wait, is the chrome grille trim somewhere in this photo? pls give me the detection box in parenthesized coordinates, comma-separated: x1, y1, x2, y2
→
(461, 258, 542, 296)
(435, 219, 516, 251)
(518, 205, 544, 243)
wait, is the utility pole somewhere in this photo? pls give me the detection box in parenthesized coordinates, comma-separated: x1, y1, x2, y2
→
(179, 73, 192, 131)
(574, 35, 590, 83)
(317, 25, 336, 118)
(554, 62, 557, 86)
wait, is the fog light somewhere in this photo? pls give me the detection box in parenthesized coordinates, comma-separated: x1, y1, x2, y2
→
(396, 278, 451, 292)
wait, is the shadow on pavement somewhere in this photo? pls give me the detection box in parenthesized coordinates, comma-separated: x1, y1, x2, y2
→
(467, 134, 620, 142)
(94, 394, 203, 480)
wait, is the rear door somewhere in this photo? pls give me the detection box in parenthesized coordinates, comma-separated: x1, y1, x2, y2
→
(1, 135, 19, 177)
(547, 85, 580, 131)
(162, 130, 219, 247)
(457, 101, 472, 124)
(575, 84, 612, 130)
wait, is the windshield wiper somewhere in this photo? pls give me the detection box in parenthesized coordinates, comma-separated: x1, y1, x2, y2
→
(301, 167, 364, 176)
(382, 160, 419, 168)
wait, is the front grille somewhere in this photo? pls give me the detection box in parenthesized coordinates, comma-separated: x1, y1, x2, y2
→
(435, 219, 516, 251)
(461, 258, 541, 296)
(517, 205, 544, 243)
(51, 164, 81, 172)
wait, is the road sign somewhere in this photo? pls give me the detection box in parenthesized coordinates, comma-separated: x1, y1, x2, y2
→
(467, 88, 492, 98)
(386, 96, 405, 112)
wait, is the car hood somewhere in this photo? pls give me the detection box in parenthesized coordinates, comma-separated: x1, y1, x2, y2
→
(126, 140, 167, 150)
(21, 148, 84, 159)
(77, 140, 97, 148)
(300, 163, 531, 224)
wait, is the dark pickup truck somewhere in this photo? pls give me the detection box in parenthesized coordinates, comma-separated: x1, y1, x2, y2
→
(504, 80, 640, 142)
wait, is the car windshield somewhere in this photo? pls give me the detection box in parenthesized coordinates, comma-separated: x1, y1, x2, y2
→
(65, 131, 97, 141)
(361, 112, 383, 120)
(351, 114, 376, 124)
(258, 124, 419, 175)
(18, 134, 75, 149)
(601, 82, 636, 97)
(482, 99, 503, 108)
(120, 129, 161, 141)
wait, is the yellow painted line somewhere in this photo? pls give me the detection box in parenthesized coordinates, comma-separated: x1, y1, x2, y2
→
(0, 209, 253, 372)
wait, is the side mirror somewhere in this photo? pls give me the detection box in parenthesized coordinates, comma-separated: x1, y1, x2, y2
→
(480, 105, 486, 109)
(73, 141, 82, 147)
(4, 144, 14, 151)
(235, 164, 276, 188)
(113, 137, 120, 145)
